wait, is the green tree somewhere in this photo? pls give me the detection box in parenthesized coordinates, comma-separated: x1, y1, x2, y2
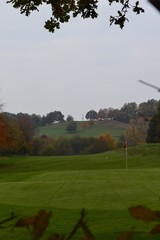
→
(138, 99, 159, 119)
(31, 114, 41, 127)
(7, 0, 145, 32)
(40, 115, 46, 126)
(66, 114, 74, 122)
(46, 111, 64, 124)
(117, 102, 138, 123)
(66, 121, 77, 134)
(147, 103, 160, 143)
(85, 110, 97, 120)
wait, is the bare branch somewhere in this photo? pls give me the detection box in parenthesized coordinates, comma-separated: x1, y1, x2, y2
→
(139, 80, 160, 92)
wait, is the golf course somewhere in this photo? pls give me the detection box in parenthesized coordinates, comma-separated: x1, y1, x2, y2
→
(0, 143, 160, 240)
(37, 120, 128, 140)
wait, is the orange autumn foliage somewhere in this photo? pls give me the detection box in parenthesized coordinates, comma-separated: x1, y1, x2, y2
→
(0, 114, 24, 154)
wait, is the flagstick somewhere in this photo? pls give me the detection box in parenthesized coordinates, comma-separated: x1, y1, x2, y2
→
(126, 141, 128, 171)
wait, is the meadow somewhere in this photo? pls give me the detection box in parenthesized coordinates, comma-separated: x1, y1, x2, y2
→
(37, 120, 128, 140)
(0, 144, 160, 240)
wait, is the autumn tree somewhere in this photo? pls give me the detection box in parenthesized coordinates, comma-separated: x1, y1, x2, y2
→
(0, 114, 10, 152)
(81, 122, 88, 129)
(136, 117, 149, 143)
(106, 108, 119, 120)
(16, 113, 36, 142)
(97, 109, 105, 120)
(90, 131, 116, 153)
(125, 118, 148, 146)
(7, 0, 145, 32)
(0, 114, 24, 154)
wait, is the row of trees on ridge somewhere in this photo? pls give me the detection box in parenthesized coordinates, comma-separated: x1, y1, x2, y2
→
(86, 99, 159, 123)
(0, 99, 160, 155)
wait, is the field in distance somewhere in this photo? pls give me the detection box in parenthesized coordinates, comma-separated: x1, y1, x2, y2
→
(37, 120, 128, 140)
(0, 144, 160, 240)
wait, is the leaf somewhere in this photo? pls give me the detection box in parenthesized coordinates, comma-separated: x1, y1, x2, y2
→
(32, 210, 52, 240)
(129, 205, 155, 223)
(151, 224, 160, 235)
(15, 216, 36, 227)
(117, 230, 133, 240)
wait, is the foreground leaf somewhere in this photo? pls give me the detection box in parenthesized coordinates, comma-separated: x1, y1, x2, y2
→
(129, 205, 155, 223)
(15, 216, 36, 227)
(33, 210, 52, 240)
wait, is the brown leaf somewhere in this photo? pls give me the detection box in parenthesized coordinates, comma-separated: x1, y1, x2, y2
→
(117, 230, 133, 240)
(32, 209, 52, 240)
(129, 205, 155, 223)
(151, 224, 160, 235)
(15, 216, 36, 227)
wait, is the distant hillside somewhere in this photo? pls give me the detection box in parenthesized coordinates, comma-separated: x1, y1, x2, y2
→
(37, 120, 128, 140)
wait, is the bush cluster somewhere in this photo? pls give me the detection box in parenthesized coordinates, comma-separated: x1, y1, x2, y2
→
(31, 132, 116, 156)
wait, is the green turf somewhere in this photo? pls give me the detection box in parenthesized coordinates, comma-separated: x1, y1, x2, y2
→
(0, 144, 160, 239)
(37, 120, 127, 140)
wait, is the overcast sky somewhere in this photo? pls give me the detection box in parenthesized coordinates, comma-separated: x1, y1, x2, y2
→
(0, 1, 160, 120)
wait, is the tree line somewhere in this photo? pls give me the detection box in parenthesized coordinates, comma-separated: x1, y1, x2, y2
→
(0, 99, 160, 156)
(86, 99, 159, 123)
(32, 132, 116, 156)
(0, 113, 116, 156)
(2, 98, 159, 129)
(118, 101, 160, 147)
(2, 111, 65, 128)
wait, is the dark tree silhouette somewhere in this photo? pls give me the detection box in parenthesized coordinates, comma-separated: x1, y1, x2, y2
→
(147, 103, 160, 143)
(6, 0, 145, 32)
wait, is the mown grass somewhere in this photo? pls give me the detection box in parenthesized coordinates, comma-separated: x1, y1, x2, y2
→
(37, 120, 127, 140)
(0, 144, 160, 240)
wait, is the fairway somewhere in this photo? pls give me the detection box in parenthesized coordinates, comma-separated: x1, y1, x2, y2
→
(0, 144, 160, 240)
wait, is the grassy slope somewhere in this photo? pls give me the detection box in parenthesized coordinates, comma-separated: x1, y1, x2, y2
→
(0, 144, 160, 239)
(37, 120, 128, 140)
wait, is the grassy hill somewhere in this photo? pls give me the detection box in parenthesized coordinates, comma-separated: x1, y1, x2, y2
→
(0, 144, 160, 239)
(37, 120, 128, 140)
